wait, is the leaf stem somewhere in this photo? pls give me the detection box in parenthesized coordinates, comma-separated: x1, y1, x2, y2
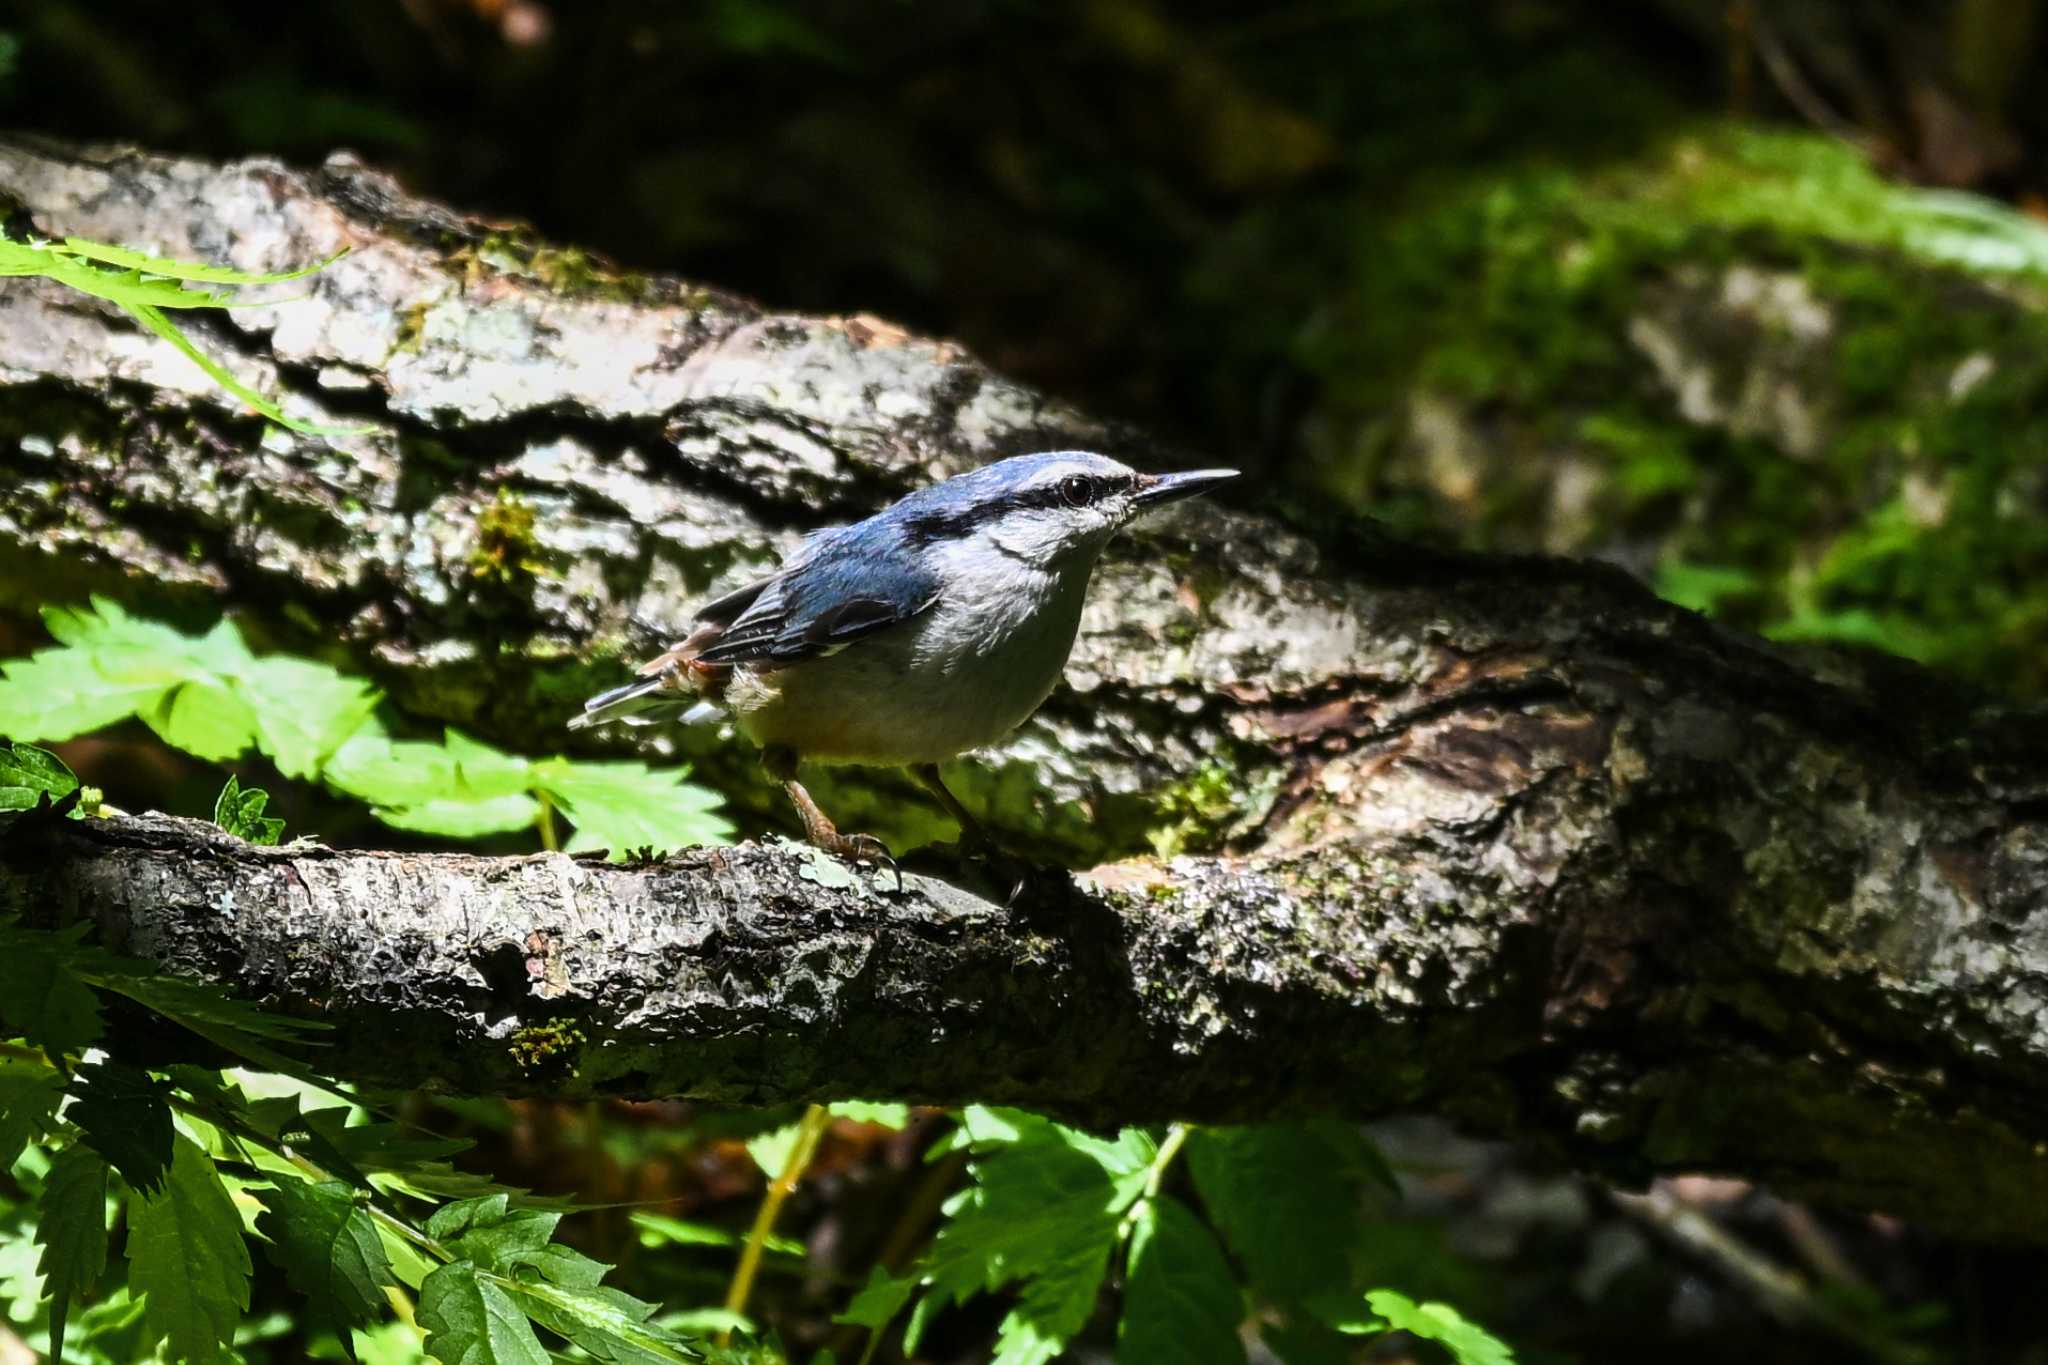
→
(720, 1103, 834, 1345)
(535, 789, 560, 852)
(1144, 1123, 1192, 1202)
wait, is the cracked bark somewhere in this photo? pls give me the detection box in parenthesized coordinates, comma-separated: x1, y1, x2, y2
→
(4, 139, 2048, 1240)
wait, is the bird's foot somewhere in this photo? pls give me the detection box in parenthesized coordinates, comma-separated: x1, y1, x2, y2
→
(779, 770, 903, 891)
(814, 827, 903, 893)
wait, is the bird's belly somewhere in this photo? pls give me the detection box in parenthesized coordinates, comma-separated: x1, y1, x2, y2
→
(733, 599, 1077, 766)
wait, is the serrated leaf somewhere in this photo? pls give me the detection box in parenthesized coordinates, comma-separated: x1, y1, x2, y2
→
(418, 1260, 550, 1365)
(1338, 1290, 1517, 1365)
(322, 734, 462, 807)
(0, 741, 80, 811)
(0, 938, 103, 1061)
(37, 1144, 110, 1365)
(0, 1059, 63, 1168)
(254, 1175, 395, 1344)
(989, 1229, 1116, 1365)
(421, 1196, 700, 1363)
(1119, 1197, 1246, 1365)
(128, 1133, 253, 1362)
(503, 1277, 698, 1365)
(374, 793, 542, 838)
(68, 1059, 174, 1195)
(905, 1119, 1145, 1356)
(145, 680, 259, 763)
(536, 758, 732, 857)
(441, 730, 538, 800)
(299, 1108, 473, 1182)
(0, 645, 170, 740)
(828, 1101, 908, 1129)
(425, 1195, 555, 1254)
(238, 656, 380, 780)
(213, 775, 285, 845)
(833, 1266, 917, 1330)
(1188, 1123, 1388, 1301)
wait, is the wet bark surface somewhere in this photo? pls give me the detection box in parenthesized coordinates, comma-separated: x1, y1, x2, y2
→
(5, 140, 2048, 1239)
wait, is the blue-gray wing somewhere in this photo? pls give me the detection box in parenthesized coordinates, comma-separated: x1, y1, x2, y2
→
(692, 525, 941, 667)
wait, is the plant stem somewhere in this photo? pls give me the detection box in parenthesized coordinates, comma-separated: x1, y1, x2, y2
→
(535, 790, 560, 852)
(720, 1104, 834, 1345)
(1144, 1123, 1191, 1202)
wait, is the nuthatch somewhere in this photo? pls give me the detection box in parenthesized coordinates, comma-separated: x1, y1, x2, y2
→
(569, 452, 1237, 860)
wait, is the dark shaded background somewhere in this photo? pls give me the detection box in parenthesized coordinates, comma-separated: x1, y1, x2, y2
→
(8, 2, 2048, 1362)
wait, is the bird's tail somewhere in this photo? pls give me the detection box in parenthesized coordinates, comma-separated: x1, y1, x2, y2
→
(569, 639, 726, 732)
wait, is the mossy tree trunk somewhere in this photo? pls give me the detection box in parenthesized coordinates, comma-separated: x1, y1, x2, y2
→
(6, 141, 2048, 1240)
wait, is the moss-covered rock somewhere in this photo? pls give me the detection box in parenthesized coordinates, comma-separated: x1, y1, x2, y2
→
(1301, 125, 2048, 694)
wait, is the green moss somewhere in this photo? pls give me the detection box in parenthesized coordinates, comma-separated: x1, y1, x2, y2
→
(1147, 760, 1246, 858)
(1301, 121, 2048, 695)
(507, 1017, 586, 1072)
(454, 231, 653, 302)
(468, 489, 547, 586)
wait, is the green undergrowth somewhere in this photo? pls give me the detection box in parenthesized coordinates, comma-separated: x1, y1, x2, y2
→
(1301, 123, 2048, 694)
(0, 597, 731, 857)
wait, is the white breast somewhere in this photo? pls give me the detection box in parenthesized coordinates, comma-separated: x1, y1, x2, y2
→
(731, 553, 1094, 767)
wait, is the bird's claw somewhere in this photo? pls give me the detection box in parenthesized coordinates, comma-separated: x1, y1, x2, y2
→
(824, 831, 903, 893)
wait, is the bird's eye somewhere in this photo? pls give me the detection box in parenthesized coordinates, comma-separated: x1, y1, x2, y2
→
(1056, 475, 1093, 509)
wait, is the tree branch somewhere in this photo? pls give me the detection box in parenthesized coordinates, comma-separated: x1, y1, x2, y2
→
(5, 139, 2048, 1239)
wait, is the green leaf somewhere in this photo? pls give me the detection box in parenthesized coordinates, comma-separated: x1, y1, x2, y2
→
(417, 1260, 551, 1365)
(632, 1212, 800, 1257)
(128, 1133, 253, 1362)
(427, 1196, 579, 1279)
(905, 1119, 1146, 1356)
(1118, 1197, 1246, 1365)
(833, 1266, 917, 1330)
(536, 758, 733, 857)
(239, 656, 380, 780)
(1332, 1290, 1517, 1365)
(1187, 1123, 1389, 1302)
(827, 1101, 909, 1129)
(374, 793, 542, 838)
(442, 730, 540, 800)
(213, 775, 285, 845)
(145, 681, 260, 764)
(298, 1108, 473, 1182)
(123, 298, 364, 439)
(254, 1175, 396, 1342)
(0, 741, 80, 811)
(68, 1059, 174, 1195)
(0, 939, 104, 1062)
(0, 1058, 63, 1168)
(745, 1122, 801, 1178)
(57, 237, 348, 287)
(36, 1144, 111, 1365)
(0, 600, 201, 743)
(0, 641, 166, 741)
(501, 1277, 698, 1365)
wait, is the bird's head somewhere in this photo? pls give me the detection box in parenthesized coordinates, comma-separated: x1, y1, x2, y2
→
(898, 451, 1237, 567)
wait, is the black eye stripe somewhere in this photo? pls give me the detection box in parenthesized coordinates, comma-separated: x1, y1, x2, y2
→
(900, 473, 1136, 544)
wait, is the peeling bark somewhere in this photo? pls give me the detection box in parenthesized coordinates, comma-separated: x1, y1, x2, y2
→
(5, 141, 2048, 1239)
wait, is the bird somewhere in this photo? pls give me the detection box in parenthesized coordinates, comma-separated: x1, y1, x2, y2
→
(568, 451, 1237, 861)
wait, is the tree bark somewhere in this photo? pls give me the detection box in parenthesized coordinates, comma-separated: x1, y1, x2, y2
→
(5, 140, 2048, 1240)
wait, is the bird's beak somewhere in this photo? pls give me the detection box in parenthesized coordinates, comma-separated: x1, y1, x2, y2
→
(1131, 468, 1238, 510)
